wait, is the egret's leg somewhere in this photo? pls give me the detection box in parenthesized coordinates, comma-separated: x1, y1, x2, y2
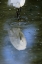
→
(16, 8, 21, 20)
(16, 8, 20, 18)
(19, 7, 21, 12)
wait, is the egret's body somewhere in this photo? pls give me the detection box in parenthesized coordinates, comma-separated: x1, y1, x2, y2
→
(8, 0, 25, 8)
(8, 28, 27, 50)
(8, 0, 26, 18)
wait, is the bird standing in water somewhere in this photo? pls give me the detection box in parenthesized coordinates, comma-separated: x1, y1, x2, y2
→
(8, 0, 26, 19)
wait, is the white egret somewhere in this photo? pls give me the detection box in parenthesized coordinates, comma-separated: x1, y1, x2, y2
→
(8, 28, 27, 50)
(8, 0, 25, 8)
(7, 0, 26, 18)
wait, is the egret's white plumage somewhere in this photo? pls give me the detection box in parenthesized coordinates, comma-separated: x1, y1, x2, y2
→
(8, 28, 27, 50)
(8, 0, 25, 8)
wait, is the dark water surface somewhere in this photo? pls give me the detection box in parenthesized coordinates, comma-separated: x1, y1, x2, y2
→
(0, 0, 42, 64)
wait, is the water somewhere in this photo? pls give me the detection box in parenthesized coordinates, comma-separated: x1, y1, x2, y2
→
(0, 0, 42, 64)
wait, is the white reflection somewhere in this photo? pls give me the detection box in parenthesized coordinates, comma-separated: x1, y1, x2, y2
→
(8, 28, 27, 50)
(4, 23, 27, 50)
(3, 23, 38, 64)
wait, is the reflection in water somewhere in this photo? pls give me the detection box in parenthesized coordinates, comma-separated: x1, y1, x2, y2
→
(2, 45, 28, 64)
(3, 23, 27, 50)
(1, 22, 38, 64)
(8, 28, 27, 50)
